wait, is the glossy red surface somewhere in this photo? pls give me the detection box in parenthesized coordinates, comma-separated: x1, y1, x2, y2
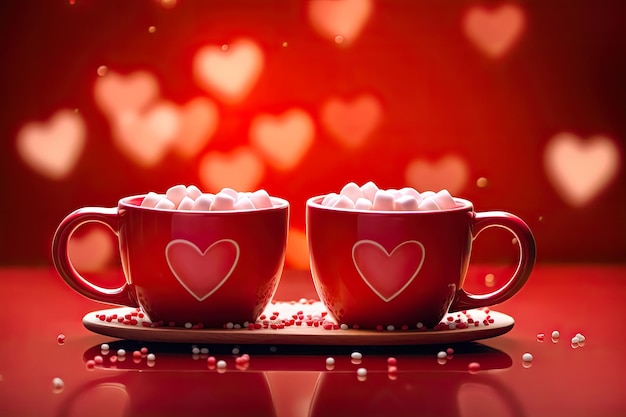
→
(1, 265, 625, 417)
(52, 196, 289, 327)
(306, 197, 535, 328)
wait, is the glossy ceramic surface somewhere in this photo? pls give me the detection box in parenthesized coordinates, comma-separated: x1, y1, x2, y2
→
(52, 195, 289, 327)
(306, 196, 536, 328)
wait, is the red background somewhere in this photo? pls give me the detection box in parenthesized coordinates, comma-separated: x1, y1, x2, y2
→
(1, 0, 625, 268)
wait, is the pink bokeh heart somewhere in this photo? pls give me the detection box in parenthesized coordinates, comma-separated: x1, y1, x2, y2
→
(352, 240, 425, 302)
(544, 132, 621, 207)
(308, 0, 373, 46)
(111, 100, 180, 167)
(193, 38, 264, 104)
(94, 70, 159, 118)
(463, 4, 526, 59)
(405, 155, 469, 195)
(249, 108, 314, 171)
(199, 146, 265, 192)
(16, 109, 86, 180)
(171, 97, 219, 159)
(321, 94, 382, 149)
(67, 227, 115, 273)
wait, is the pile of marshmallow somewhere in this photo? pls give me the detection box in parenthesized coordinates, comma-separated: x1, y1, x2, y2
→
(320, 181, 458, 211)
(140, 184, 274, 211)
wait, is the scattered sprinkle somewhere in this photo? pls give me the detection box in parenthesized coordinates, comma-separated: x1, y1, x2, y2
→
(536, 333, 545, 342)
(146, 353, 156, 361)
(217, 360, 227, 370)
(351, 352, 362, 361)
(116, 349, 126, 357)
(522, 353, 533, 362)
(437, 351, 447, 359)
(387, 357, 397, 366)
(356, 368, 367, 377)
(57, 334, 65, 345)
(191, 347, 200, 355)
(551, 330, 560, 339)
(52, 377, 64, 393)
(468, 362, 480, 373)
(101, 343, 110, 352)
(184, 322, 193, 329)
(326, 357, 335, 366)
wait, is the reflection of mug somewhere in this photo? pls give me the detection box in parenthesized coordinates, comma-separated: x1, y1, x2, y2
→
(52, 194, 289, 327)
(309, 371, 525, 417)
(306, 196, 536, 328)
(56, 373, 276, 417)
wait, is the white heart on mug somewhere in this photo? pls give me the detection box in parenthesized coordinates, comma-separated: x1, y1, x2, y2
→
(166, 239, 240, 302)
(352, 240, 425, 302)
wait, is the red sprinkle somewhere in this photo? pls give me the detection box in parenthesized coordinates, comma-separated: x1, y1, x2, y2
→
(468, 362, 481, 372)
(387, 357, 397, 366)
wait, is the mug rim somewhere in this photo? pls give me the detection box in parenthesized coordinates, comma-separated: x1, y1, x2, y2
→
(119, 194, 290, 213)
(306, 195, 473, 213)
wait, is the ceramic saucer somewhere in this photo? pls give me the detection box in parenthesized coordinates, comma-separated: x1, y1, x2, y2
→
(83, 301, 514, 345)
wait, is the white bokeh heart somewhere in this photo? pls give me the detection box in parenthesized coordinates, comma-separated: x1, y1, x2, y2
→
(544, 132, 620, 207)
(249, 108, 314, 171)
(193, 38, 264, 104)
(16, 109, 86, 180)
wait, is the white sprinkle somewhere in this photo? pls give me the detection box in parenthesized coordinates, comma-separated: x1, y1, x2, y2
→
(226, 322, 234, 329)
(147, 353, 156, 361)
(448, 322, 457, 330)
(416, 322, 424, 329)
(192, 347, 200, 355)
(356, 368, 367, 377)
(326, 357, 335, 366)
(234, 324, 241, 329)
(184, 322, 193, 329)
(575, 333, 586, 342)
(551, 330, 560, 339)
(200, 348, 209, 354)
(340, 324, 349, 330)
(269, 346, 277, 353)
(386, 325, 395, 331)
(100, 343, 110, 351)
(232, 347, 240, 355)
(351, 352, 363, 360)
(522, 353, 533, 362)
(571, 336, 580, 344)
(52, 377, 64, 391)
(217, 360, 227, 369)
(117, 349, 126, 357)
(437, 351, 447, 359)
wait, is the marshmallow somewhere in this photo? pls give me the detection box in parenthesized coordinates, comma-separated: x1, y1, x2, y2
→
(186, 185, 202, 200)
(360, 181, 379, 202)
(433, 189, 457, 210)
(400, 187, 421, 199)
(154, 198, 176, 210)
(420, 191, 436, 199)
(219, 188, 239, 199)
(191, 194, 213, 211)
(166, 184, 187, 207)
(394, 195, 419, 211)
(250, 189, 273, 208)
(418, 197, 440, 211)
(141, 192, 161, 208)
(177, 196, 194, 211)
(234, 196, 255, 210)
(210, 192, 236, 211)
(372, 190, 395, 211)
(354, 197, 373, 210)
(332, 195, 354, 209)
(340, 182, 362, 203)
(321, 193, 338, 206)
(387, 188, 402, 199)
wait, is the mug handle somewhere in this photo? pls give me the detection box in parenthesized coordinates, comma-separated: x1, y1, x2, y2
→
(51, 207, 138, 307)
(449, 211, 536, 311)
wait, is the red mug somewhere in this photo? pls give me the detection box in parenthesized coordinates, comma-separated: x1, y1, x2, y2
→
(52, 194, 289, 327)
(306, 196, 536, 329)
